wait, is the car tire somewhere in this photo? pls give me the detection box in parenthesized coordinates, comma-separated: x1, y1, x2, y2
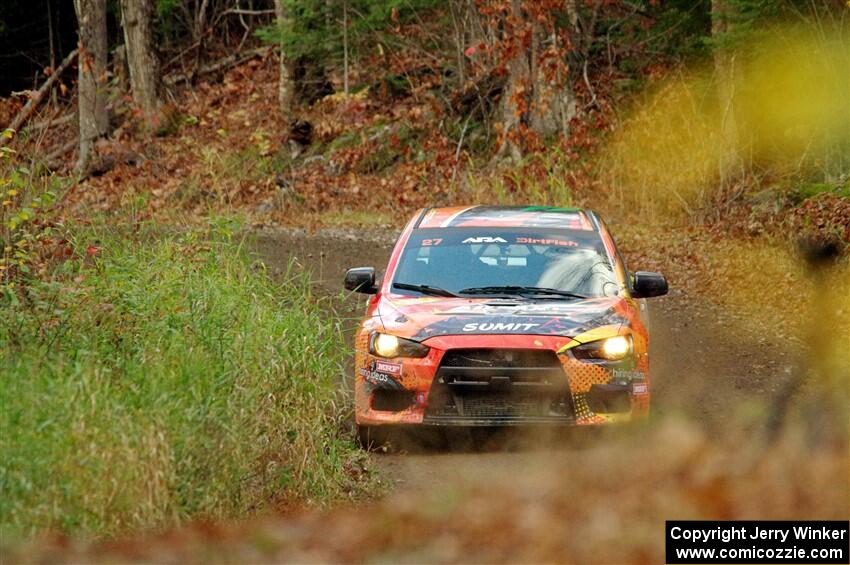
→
(356, 424, 386, 451)
(411, 426, 447, 451)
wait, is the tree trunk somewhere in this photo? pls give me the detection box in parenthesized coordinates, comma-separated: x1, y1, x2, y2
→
(121, 0, 160, 129)
(528, 23, 575, 138)
(342, 0, 349, 96)
(712, 0, 742, 192)
(192, 0, 210, 80)
(496, 0, 575, 161)
(274, 0, 293, 116)
(497, 28, 530, 162)
(47, 0, 58, 109)
(73, 0, 108, 173)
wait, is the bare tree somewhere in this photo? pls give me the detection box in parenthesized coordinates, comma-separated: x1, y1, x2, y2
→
(273, 0, 293, 116)
(73, 0, 108, 173)
(121, 0, 161, 129)
(448, 0, 483, 88)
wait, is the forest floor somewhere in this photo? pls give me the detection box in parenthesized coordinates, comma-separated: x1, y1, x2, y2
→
(13, 225, 848, 563)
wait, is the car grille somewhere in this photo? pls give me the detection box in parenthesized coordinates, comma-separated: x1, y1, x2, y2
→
(460, 392, 547, 417)
(440, 348, 561, 369)
(425, 348, 574, 424)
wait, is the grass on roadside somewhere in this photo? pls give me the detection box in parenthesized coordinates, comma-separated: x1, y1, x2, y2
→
(0, 223, 371, 539)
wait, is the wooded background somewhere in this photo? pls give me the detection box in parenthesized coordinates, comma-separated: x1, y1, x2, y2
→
(3, 0, 845, 172)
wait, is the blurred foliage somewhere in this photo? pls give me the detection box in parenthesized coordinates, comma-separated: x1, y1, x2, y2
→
(603, 27, 849, 219)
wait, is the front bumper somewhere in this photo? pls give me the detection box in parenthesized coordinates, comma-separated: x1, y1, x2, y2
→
(355, 334, 650, 427)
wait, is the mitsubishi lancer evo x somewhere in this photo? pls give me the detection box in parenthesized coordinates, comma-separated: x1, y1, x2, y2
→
(344, 206, 668, 446)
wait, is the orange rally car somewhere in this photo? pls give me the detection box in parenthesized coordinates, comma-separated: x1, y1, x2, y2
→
(344, 206, 668, 444)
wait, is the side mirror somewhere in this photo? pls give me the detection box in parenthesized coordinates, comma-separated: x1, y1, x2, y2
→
(632, 271, 668, 298)
(344, 267, 378, 294)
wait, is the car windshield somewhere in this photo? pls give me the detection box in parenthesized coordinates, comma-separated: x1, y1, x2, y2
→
(392, 228, 621, 298)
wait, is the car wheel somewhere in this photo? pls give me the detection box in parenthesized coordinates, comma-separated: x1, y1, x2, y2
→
(410, 426, 447, 451)
(356, 424, 386, 451)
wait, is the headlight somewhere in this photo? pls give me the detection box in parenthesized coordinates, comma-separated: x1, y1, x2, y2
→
(369, 332, 430, 358)
(572, 335, 632, 361)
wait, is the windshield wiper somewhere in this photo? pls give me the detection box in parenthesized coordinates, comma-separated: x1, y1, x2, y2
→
(393, 282, 458, 297)
(459, 286, 588, 300)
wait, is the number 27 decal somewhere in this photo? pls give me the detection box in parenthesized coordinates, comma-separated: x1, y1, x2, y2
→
(422, 238, 443, 246)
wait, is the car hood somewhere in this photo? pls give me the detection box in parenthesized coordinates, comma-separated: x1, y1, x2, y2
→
(376, 295, 631, 342)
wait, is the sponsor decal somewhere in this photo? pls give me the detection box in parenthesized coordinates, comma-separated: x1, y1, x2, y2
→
(462, 236, 508, 244)
(374, 360, 402, 375)
(358, 360, 404, 389)
(443, 303, 598, 316)
(613, 369, 645, 382)
(516, 237, 578, 247)
(462, 322, 540, 332)
(412, 309, 626, 340)
(632, 382, 648, 394)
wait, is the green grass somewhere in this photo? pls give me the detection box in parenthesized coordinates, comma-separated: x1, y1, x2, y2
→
(789, 180, 850, 204)
(0, 223, 369, 539)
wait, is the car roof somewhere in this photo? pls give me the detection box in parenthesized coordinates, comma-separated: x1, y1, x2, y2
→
(415, 205, 598, 231)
